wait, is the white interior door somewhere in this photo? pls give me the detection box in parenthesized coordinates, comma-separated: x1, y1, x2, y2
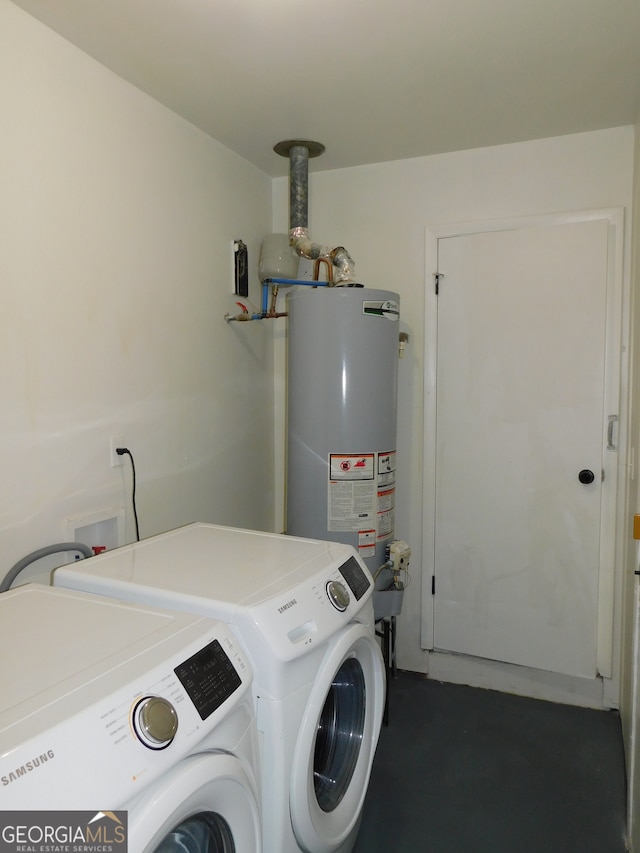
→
(430, 218, 616, 679)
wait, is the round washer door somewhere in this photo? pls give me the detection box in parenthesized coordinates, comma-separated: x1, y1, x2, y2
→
(129, 752, 260, 853)
(289, 621, 385, 853)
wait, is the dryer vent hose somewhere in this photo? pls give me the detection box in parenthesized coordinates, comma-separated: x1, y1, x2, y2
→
(0, 542, 92, 593)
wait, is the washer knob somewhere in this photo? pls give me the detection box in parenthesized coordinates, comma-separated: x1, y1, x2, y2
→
(132, 696, 178, 749)
(327, 580, 350, 611)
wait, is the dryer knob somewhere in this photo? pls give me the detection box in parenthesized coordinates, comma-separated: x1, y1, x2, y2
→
(327, 580, 350, 611)
(133, 696, 178, 749)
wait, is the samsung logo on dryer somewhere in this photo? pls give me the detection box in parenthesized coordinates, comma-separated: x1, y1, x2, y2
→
(278, 598, 298, 614)
(2, 750, 55, 786)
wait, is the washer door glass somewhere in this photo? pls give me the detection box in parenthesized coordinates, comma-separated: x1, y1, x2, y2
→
(314, 656, 366, 812)
(154, 812, 234, 853)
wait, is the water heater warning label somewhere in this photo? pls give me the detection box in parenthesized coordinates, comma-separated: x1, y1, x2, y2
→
(358, 529, 377, 558)
(328, 451, 396, 546)
(330, 454, 375, 481)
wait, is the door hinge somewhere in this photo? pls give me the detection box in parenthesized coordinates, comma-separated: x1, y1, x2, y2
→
(432, 575, 436, 595)
(434, 273, 444, 295)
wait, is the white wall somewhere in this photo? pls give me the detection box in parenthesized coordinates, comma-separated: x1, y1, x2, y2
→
(273, 127, 634, 672)
(0, 0, 274, 584)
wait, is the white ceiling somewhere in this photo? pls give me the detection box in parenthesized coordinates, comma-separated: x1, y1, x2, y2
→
(10, 0, 640, 177)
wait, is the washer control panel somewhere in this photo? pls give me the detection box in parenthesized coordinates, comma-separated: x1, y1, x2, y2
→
(174, 638, 242, 720)
(337, 555, 371, 601)
(245, 548, 375, 663)
(129, 637, 242, 750)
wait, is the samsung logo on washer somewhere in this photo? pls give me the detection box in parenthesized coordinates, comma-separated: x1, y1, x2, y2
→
(278, 598, 297, 614)
(1, 750, 55, 787)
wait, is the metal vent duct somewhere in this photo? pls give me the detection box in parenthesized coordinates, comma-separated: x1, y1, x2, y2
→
(274, 139, 357, 285)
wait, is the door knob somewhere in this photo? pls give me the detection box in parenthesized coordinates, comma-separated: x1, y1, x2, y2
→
(578, 469, 595, 484)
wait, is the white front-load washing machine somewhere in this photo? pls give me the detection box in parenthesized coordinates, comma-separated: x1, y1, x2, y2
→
(53, 523, 385, 853)
(0, 584, 261, 853)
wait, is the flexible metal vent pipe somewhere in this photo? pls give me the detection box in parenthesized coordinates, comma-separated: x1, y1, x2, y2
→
(274, 139, 357, 284)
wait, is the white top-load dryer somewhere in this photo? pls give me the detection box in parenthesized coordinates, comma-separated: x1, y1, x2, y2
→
(54, 523, 386, 853)
(0, 584, 261, 853)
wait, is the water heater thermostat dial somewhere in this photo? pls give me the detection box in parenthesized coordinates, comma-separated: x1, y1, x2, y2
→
(132, 696, 178, 749)
(326, 580, 350, 611)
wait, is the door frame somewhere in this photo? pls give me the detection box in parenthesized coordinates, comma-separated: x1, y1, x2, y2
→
(421, 209, 628, 704)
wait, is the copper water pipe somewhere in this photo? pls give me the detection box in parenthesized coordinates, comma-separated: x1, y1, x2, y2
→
(313, 258, 333, 284)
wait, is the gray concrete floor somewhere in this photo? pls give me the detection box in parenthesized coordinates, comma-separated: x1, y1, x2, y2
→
(353, 673, 627, 853)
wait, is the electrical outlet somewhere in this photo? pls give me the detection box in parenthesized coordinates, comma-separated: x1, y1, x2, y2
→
(110, 435, 124, 468)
